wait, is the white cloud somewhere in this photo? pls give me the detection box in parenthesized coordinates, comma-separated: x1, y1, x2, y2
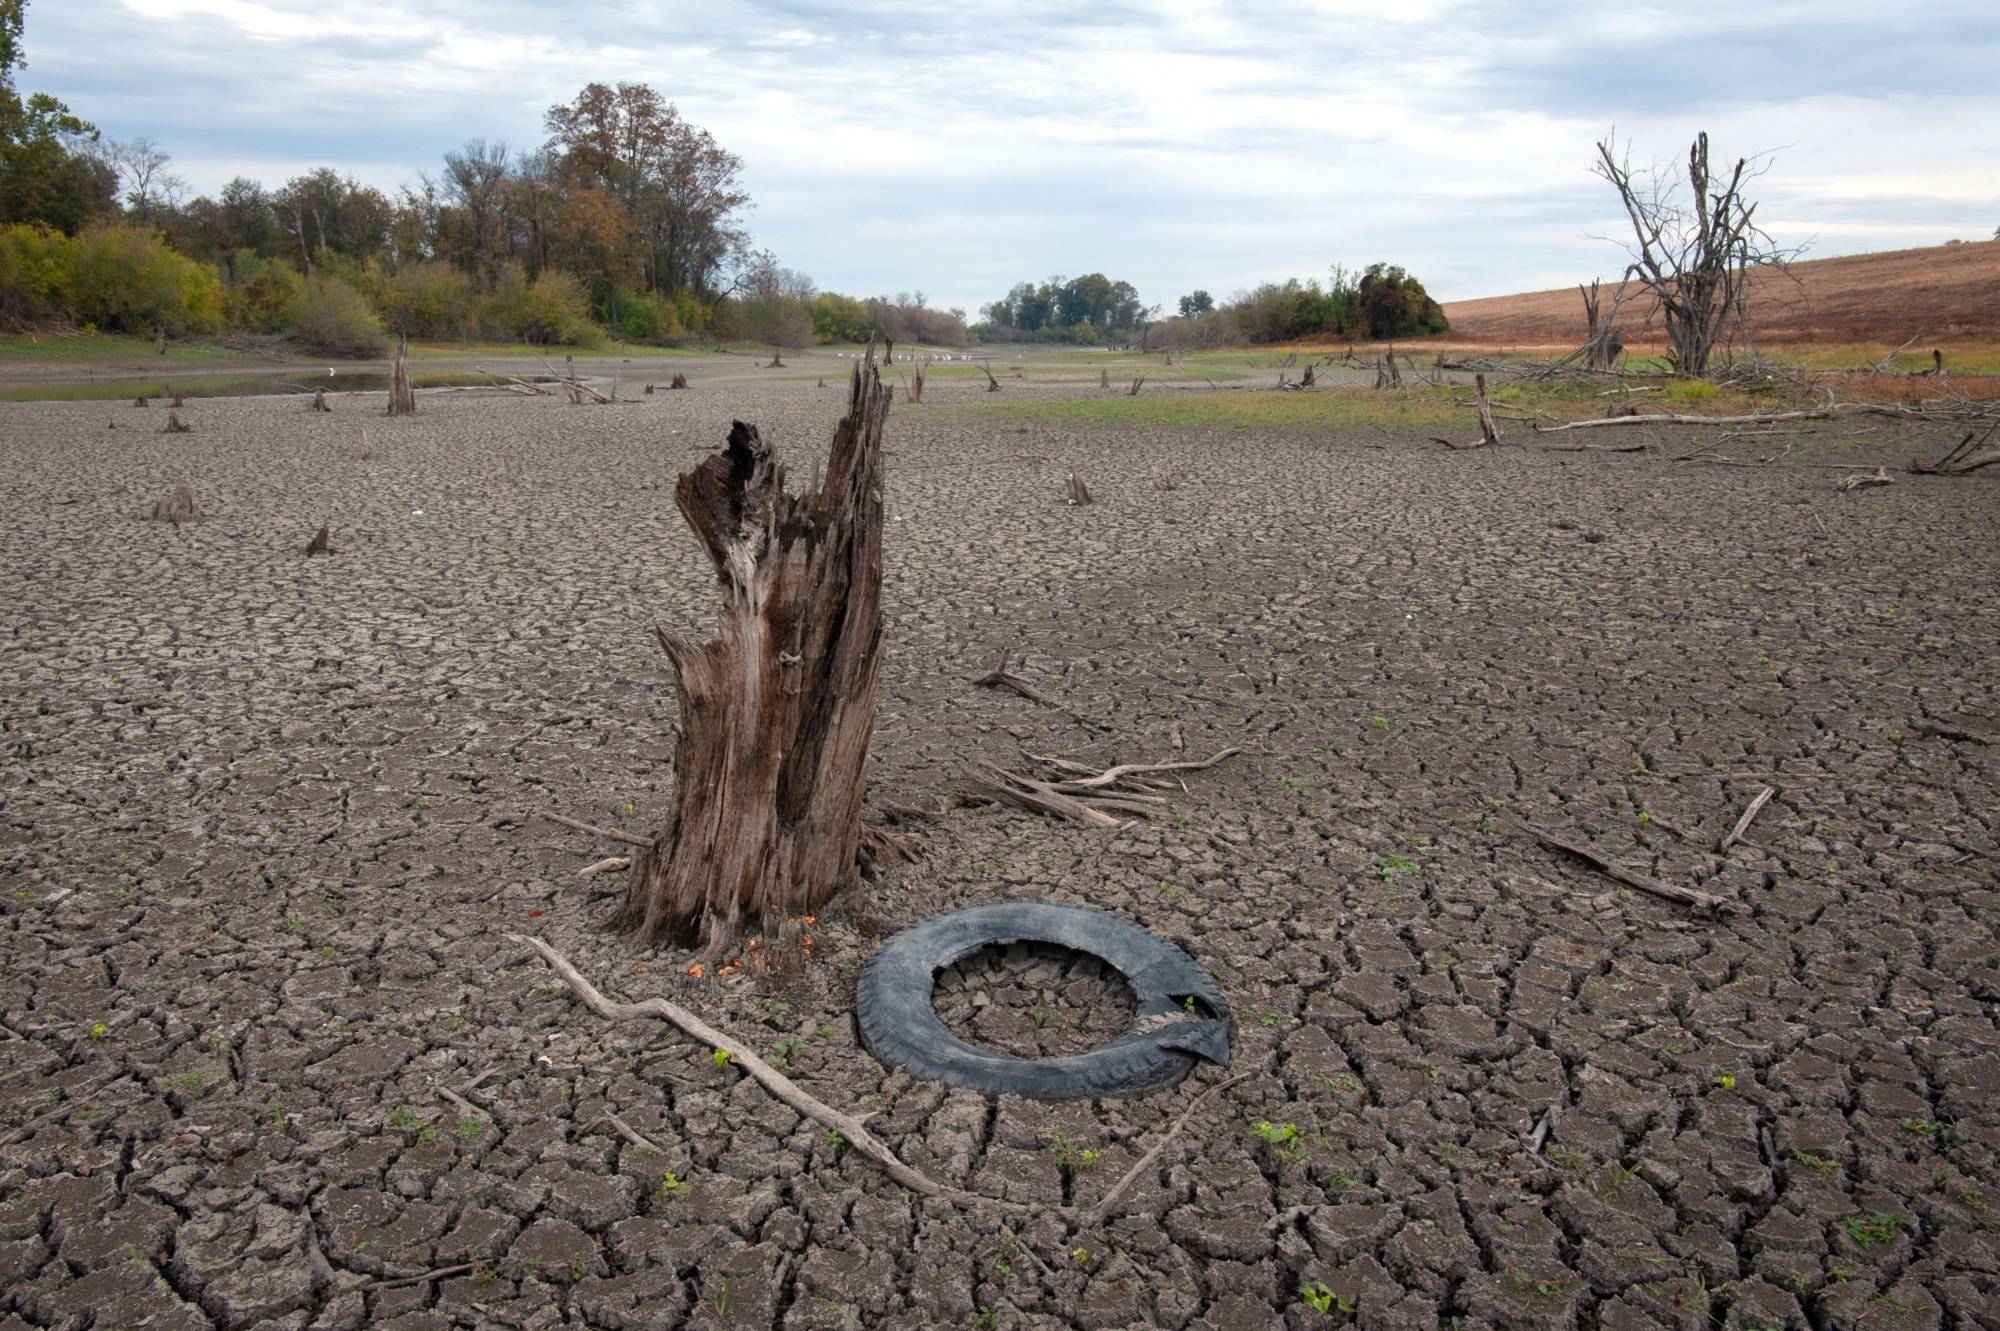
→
(2, 1, 1976, 307)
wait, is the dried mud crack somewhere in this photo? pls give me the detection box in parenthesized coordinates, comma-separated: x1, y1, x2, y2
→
(1, 365, 1995, 1330)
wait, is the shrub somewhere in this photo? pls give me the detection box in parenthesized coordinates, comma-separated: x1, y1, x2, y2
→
(287, 277, 389, 357)
(606, 286, 685, 344)
(0, 222, 74, 325)
(481, 268, 602, 346)
(359, 260, 479, 341)
(809, 292, 871, 344)
(226, 256, 309, 333)
(62, 223, 224, 335)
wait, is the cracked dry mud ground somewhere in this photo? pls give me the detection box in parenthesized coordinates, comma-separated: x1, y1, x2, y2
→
(1, 368, 1996, 1331)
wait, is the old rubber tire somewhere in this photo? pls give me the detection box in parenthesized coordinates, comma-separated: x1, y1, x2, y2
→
(855, 901, 1231, 1099)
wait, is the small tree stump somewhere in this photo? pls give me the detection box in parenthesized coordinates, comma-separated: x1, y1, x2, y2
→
(620, 360, 893, 954)
(1127, 376, 1145, 397)
(386, 336, 417, 417)
(134, 396, 149, 408)
(311, 387, 331, 412)
(1065, 472, 1093, 505)
(984, 364, 1002, 392)
(163, 412, 191, 434)
(907, 357, 927, 403)
(305, 524, 331, 555)
(169, 392, 185, 408)
(150, 485, 197, 524)
(1100, 369, 1110, 389)
(669, 373, 689, 390)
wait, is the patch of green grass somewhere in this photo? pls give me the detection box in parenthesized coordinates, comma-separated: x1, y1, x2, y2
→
(0, 331, 258, 366)
(1841, 1212, 1902, 1248)
(1378, 854, 1419, 882)
(951, 386, 1469, 432)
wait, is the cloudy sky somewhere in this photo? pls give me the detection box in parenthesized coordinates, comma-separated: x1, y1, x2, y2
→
(22, 0, 2000, 312)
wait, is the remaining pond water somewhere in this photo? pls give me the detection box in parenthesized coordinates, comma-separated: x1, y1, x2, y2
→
(0, 370, 553, 403)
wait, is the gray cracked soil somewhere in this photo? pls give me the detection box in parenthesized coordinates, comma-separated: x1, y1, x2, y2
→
(1, 366, 1997, 1331)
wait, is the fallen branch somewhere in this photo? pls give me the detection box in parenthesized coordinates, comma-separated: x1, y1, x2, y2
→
(1912, 720, 1992, 746)
(541, 811, 655, 849)
(1834, 466, 1894, 494)
(1083, 1074, 1248, 1227)
(368, 1263, 476, 1291)
(510, 934, 1019, 1212)
(436, 1084, 486, 1121)
(1910, 420, 2000, 476)
(576, 856, 631, 876)
(601, 1111, 666, 1155)
(1717, 786, 1775, 854)
(0, 1071, 127, 1147)
(967, 749, 1241, 826)
(1502, 817, 1732, 915)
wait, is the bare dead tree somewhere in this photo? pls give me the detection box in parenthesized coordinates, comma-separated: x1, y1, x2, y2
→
(1577, 279, 1629, 370)
(619, 359, 892, 956)
(1593, 131, 1800, 376)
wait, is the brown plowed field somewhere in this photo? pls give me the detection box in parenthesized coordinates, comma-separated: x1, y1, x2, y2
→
(1444, 240, 2000, 346)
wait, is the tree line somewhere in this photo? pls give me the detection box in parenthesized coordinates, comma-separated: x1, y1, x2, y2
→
(972, 263, 1447, 348)
(0, 3, 964, 353)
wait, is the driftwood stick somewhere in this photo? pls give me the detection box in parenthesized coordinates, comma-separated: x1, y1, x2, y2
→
(542, 812, 655, 849)
(436, 1085, 487, 1121)
(1527, 1107, 1555, 1154)
(1717, 786, 1776, 854)
(577, 856, 632, 876)
(1083, 1075, 1248, 1227)
(1503, 818, 1732, 914)
(1024, 748, 1242, 791)
(510, 934, 1019, 1211)
(601, 1111, 667, 1155)
(0, 1071, 127, 1146)
(368, 1263, 477, 1291)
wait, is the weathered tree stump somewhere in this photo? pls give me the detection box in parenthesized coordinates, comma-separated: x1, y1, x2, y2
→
(669, 373, 690, 390)
(983, 363, 1001, 392)
(1127, 376, 1145, 397)
(311, 387, 332, 412)
(150, 485, 197, 525)
(305, 524, 331, 555)
(1065, 471, 1093, 505)
(386, 336, 417, 417)
(620, 360, 893, 954)
(169, 392, 185, 408)
(907, 357, 927, 403)
(134, 395, 149, 408)
(163, 412, 191, 434)
(1100, 368, 1110, 389)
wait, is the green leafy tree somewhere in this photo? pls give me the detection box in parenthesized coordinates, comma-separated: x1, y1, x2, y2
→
(1353, 263, 1446, 338)
(1178, 289, 1213, 317)
(0, 1, 116, 233)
